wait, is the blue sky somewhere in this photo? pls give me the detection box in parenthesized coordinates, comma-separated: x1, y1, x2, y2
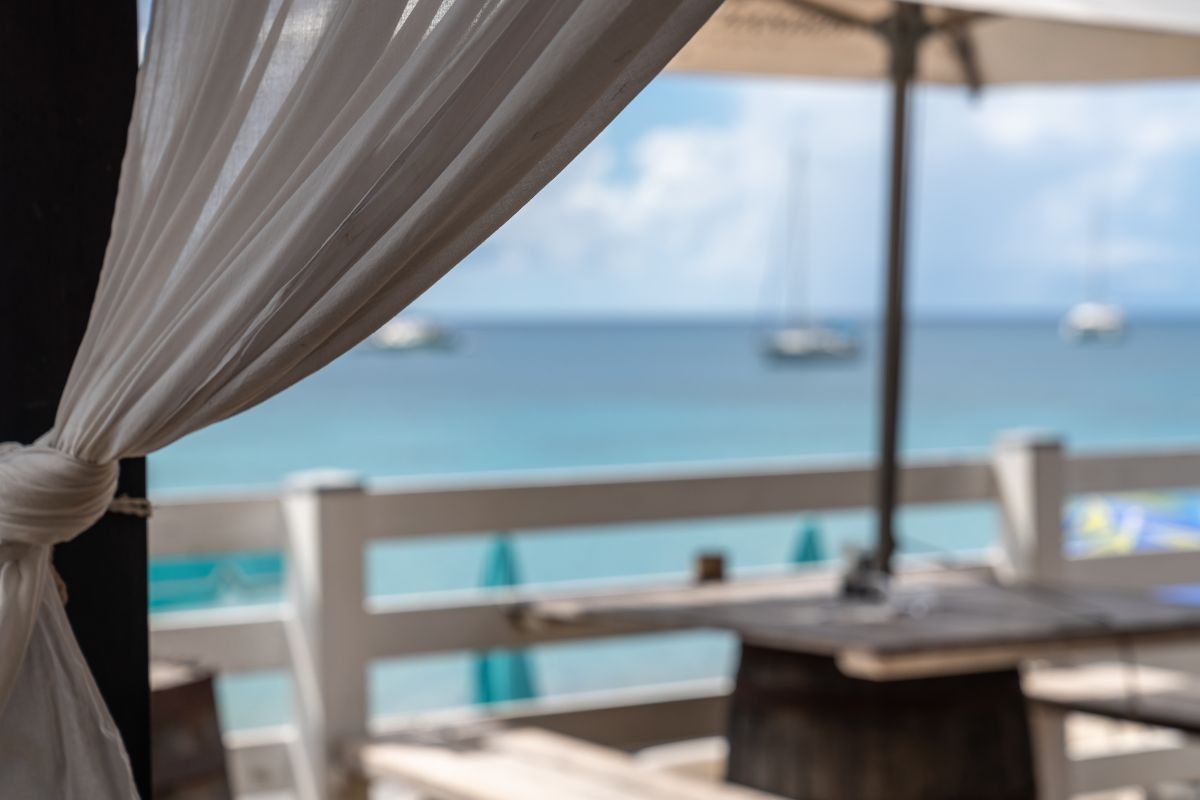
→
(411, 74, 1200, 320)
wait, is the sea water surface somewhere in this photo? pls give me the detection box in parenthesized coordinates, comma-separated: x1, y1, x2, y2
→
(150, 319, 1200, 728)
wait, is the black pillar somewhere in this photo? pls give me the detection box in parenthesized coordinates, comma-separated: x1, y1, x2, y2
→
(0, 4, 148, 798)
(873, 5, 924, 575)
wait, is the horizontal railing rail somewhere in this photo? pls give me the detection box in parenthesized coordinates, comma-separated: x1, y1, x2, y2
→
(150, 444, 1200, 558)
(150, 452, 999, 556)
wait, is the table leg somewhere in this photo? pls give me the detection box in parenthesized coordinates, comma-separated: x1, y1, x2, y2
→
(726, 646, 1036, 800)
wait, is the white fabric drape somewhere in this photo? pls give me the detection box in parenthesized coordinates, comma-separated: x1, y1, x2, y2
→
(0, 1, 719, 796)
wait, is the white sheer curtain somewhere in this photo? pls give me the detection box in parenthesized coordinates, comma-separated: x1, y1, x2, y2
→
(0, 1, 720, 796)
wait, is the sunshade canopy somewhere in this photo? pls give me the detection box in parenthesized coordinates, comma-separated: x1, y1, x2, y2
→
(670, 0, 1200, 85)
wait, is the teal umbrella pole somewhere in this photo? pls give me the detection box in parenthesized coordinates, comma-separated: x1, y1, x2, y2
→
(474, 533, 537, 705)
(791, 519, 825, 567)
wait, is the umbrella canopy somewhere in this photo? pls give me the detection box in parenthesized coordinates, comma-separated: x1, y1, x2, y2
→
(668, 0, 1200, 580)
(670, 0, 1200, 85)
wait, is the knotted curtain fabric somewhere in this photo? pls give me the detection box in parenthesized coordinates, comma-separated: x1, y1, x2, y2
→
(0, 1, 720, 796)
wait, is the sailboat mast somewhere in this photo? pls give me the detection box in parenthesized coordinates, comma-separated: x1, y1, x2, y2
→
(787, 145, 816, 326)
(781, 149, 804, 327)
(1087, 203, 1109, 303)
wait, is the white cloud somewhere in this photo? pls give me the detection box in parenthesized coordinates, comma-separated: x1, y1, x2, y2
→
(959, 85, 1200, 303)
(421, 80, 888, 316)
(415, 78, 1200, 318)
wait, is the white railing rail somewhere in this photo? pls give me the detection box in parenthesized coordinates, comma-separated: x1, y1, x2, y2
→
(148, 432, 1200, 799)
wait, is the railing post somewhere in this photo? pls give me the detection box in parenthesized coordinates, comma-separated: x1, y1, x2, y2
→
(283, 470, 371, 800)
(992, 431, 1066, 585)
(1027, 704, 1070, 800)
(992, 431, 1070, 800)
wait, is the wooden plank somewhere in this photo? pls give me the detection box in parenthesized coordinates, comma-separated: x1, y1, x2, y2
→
(150, 494, 285, 557)
(1116, 641, 1200, 675)
(466, 681, 730, 750)
(837, 626, 1200, 682)
(1068, 449, 1200, 495)
(363, 456, 996, 540)
(993, 434, 1065, 583)
(148, 569, 893, 674)
(140, 443, 1200, 559)
(1066, 549, 1200, 590)
(1070, 742, 1200, 795)
(1028, 704, 1070, 800)
(367, 570, 855, 659)
(485, 728, 779, 799)
(367, 593, 647, 658)
(283, 480, 373, 798)
(373, 679, 730, 751)
(141, 444, 1200, 555)
(535, 579, 1200, 681)
(358, 728, 781, 800)
(635, 736, 728, 781)
(142, 443, 1200, 552)
(533, 566, 991, 631)
(1026, 662, 1200, 736)
(369, 565, 987, 661)
(1037, 692, 1200, 735)
(534, 569, 983, 649)
(361, 740, 625, 800)
(151, 606, 289, 673)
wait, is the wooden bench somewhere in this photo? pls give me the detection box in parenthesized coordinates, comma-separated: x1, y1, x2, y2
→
(356, 727, 782, 800)
(1025, 661, 1200, 736)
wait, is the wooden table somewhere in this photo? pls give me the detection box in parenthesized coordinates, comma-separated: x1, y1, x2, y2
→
(533, 573, 1200, 800)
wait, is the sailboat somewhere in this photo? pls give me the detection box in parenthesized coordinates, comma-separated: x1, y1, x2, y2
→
(763, 149, 857, 362)
(369, 316, 455, 351)
(1061, 301, 1125, 341)
(766, 325, 858, 360)
(1061, 206, 1126, 342)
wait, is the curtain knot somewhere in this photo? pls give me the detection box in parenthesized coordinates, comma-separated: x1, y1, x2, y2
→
(0, 441, 119, 550)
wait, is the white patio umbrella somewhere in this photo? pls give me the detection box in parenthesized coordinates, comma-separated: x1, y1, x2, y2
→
(669, 0, 1200, 579)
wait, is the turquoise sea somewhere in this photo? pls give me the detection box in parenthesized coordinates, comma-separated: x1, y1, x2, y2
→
(149, 319, 1200, 729)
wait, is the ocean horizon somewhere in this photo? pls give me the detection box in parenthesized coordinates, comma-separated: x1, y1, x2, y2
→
(153, 315, 1200, 493)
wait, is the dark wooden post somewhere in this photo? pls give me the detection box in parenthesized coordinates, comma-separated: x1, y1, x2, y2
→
(0, 3, 148, 798)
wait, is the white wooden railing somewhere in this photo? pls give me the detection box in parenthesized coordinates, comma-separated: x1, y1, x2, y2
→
(147, 431, 1200, 799)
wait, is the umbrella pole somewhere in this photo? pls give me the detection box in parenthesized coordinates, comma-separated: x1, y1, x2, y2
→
(873, 5, 922, 576)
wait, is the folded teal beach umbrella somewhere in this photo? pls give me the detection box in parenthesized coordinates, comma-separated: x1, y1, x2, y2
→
(474, 534, 537, 705)
(792, 519, 825, 566)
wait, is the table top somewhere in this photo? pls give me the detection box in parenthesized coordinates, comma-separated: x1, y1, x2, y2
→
(533, 572, 1200, 680)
